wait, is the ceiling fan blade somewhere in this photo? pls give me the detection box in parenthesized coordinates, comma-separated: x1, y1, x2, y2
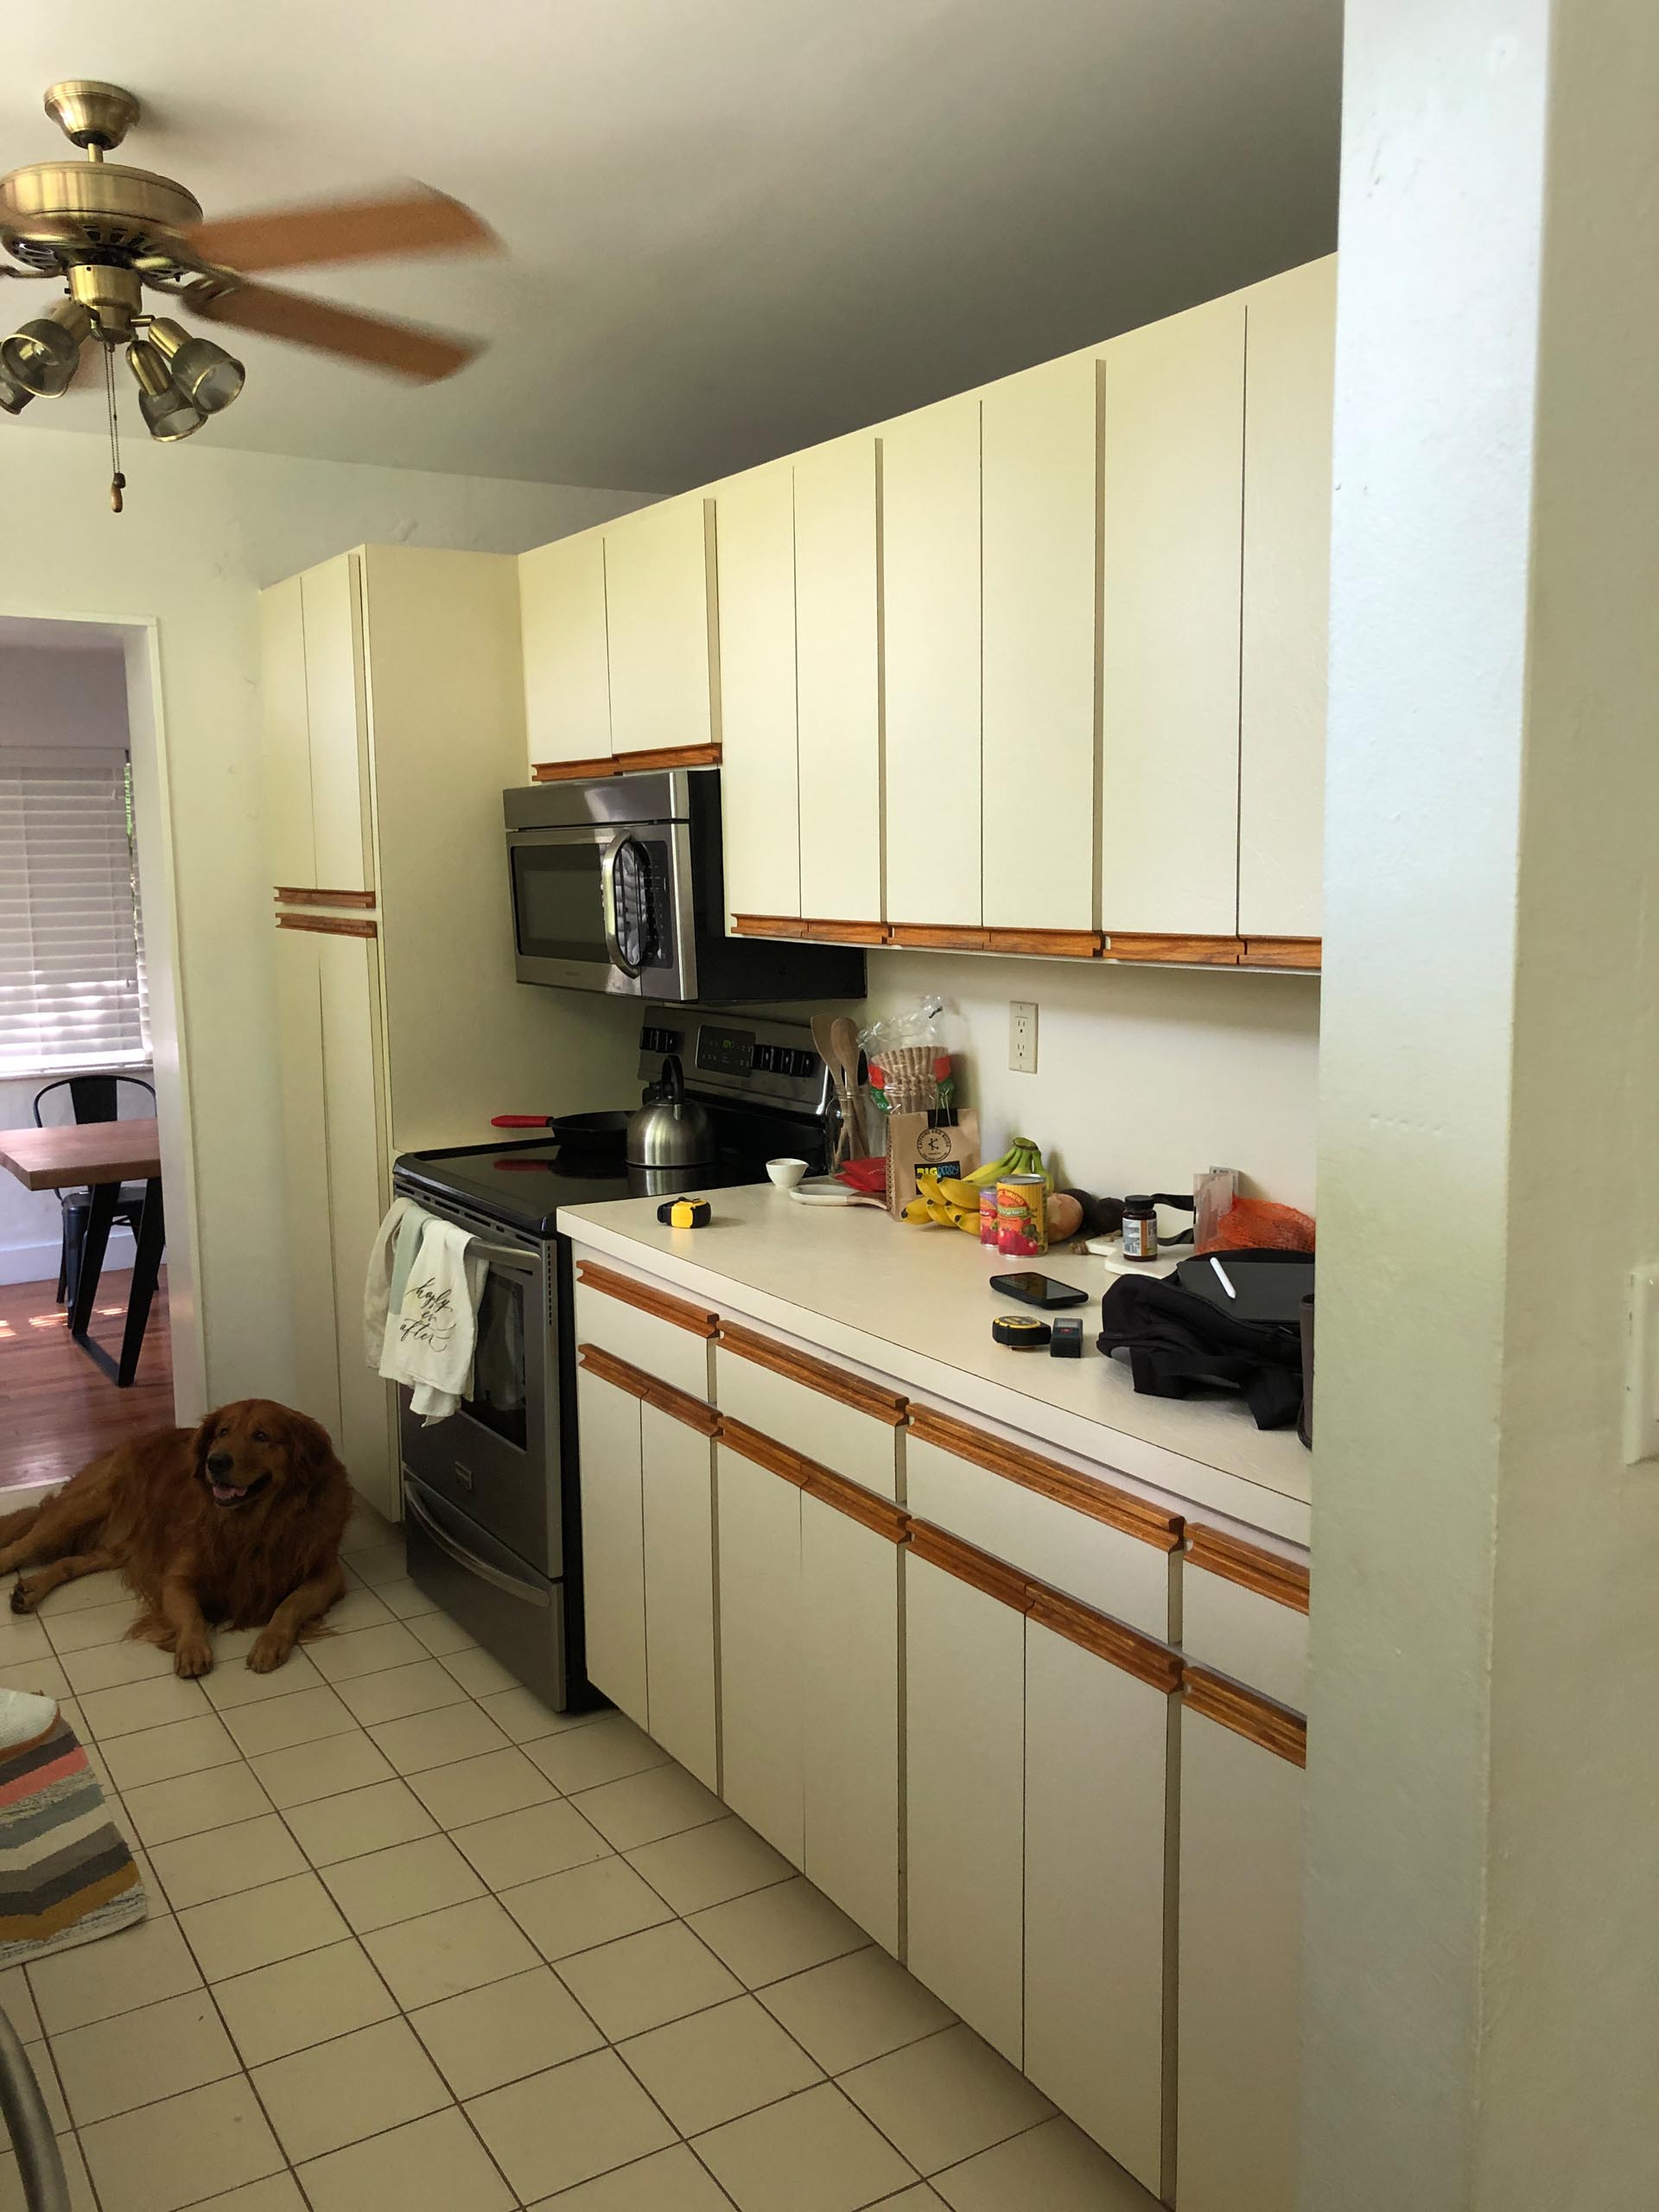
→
(189, 281, 481, 382)
(176, 185, 499, 276)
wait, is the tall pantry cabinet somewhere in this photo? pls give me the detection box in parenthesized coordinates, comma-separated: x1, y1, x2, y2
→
(260, 545, 639, 1515)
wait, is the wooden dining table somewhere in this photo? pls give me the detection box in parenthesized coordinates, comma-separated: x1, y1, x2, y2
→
(0, 1118, 164, 1388)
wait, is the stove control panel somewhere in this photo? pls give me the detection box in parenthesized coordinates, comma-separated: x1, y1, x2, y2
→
(636, 1009, 830, 1116)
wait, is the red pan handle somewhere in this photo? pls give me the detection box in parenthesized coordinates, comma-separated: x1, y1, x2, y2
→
(491, 1115, 556, 1128)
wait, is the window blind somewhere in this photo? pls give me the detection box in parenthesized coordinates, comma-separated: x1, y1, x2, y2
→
(0, 746, 150, 1078)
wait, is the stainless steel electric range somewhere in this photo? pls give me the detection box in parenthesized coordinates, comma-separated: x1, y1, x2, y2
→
(391, 1010, 839, 1712)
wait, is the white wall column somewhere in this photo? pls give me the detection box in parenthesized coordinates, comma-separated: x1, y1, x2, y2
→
(1308, 1, 1659, 2203)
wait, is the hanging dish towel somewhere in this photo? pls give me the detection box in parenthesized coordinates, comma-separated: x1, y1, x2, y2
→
(364, 1196, 424, 1367)
(378, 1217, 487, 1422)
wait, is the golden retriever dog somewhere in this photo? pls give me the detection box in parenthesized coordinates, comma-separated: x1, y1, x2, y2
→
(0, 1402, 353, 1677)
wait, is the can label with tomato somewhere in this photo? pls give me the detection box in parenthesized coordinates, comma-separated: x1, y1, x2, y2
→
(995, 1173, 1048, 1257)
(978, 1186, 1000, 1247)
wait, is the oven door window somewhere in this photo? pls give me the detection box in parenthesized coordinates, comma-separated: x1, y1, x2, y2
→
(462, 1268, 528, 1449)
(511, 840, 607, 965)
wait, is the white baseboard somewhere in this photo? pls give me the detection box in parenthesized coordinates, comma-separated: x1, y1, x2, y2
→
(0, 1228, 137, 1289)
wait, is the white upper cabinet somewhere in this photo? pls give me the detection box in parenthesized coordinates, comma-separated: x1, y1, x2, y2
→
(519, 530, 612, 767)
(881, 396, 982, 928)
(715, 462, 800, 921)
(604, 494, 719, 758)
(1239, 256, 1337, 941)
(980, 354, 1099, 934)
(260, 575, 315, 890)
(1100, 294, 1247, 937)
(795, 435, 884, 925)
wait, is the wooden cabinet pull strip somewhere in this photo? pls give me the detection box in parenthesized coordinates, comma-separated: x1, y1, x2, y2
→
(641, 1377, 721, 1439)
(906, 1405, 1183, 1551)
(801, 1465, 908, 1543)
(575, 1260, 717, 1338)
(1027, 1588, 1182, 1694)
(577, 1343, 653, 1402)
(1185, 1525, 1310, 1613)
(275, 912, 378, 939)
(887, 923, 992, 952)
(717, 1416, 810, 1488)
(906, 1520, 1032, 1612)
(1182, 1665, 1307, 1766)
(1100, 932, 1243, 967)
(731, 915, 893, 946)
(1240, 937, 1322, 971)
(984, 927, 1103, 959)
(718, 1321, 906, 1426)
(533, 742, 722, 784)
(273, 886, 378, 910)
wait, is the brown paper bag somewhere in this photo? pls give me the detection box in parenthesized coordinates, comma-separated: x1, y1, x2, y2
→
(885, 1110, 981, 1216)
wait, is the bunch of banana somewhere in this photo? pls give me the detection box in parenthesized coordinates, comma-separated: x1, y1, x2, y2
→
(902, 1169, 983, 1233)
(960, 1135, 1051, 1192)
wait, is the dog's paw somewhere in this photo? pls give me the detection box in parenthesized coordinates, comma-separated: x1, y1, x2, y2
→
(10, 1578, 38, 1615)
(246, 1631, 292, 1675)
(174, 1634, 214, 1679)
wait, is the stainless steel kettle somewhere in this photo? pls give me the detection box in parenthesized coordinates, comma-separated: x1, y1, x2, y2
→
(626, 1053, 715, 1168)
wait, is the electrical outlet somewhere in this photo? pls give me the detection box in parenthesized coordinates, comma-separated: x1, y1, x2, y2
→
(1008, 1000, 1039, 1075)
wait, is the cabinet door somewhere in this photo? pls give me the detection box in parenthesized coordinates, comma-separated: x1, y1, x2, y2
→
(1239, 257, 1336, 940)
(300, 556, 373, 895)
(1100, 296, 1245, 935)
(260, 575, 316, 891)
(1178, 1700, 1306, 2212)
(715, 464, 800, 920)
(605, 496, 717, 756)
(881, 397, 982, 927)
(716, 1446, 804, 1864)
(519, 530, 612, 767)
(905, 1549, 1025, 2063)
(795, 435, 883, 924)
(271, 928, 340, 1442)
(981, 356, 1098, 932)
(575, 1367, 649, 1726)
(799, 1493, 901, 1953)
(640, 1404, 719, 1792)
(317, 930, 395, 1517)
(1024, 1615, 1172, 2196)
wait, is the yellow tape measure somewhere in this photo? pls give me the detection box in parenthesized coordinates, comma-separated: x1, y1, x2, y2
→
(657, 1196, 712, 1230)
(991, 1314, 1051, 1351)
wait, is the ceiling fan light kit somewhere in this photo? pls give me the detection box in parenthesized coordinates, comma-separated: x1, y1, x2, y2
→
(2, 78, 498, 508)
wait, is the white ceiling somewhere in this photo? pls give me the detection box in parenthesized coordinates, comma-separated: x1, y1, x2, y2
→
(2, 1, 1340, 493)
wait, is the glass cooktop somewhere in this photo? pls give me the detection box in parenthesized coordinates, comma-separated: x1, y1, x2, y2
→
(393, 1131, 806, 1240)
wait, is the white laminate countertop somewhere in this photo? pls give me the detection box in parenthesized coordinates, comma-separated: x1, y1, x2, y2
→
(559, 1184, 1312, 1545)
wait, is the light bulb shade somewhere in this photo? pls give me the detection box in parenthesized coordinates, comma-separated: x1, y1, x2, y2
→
(127, 339, 205, 442)
(1, 301, 92, 397)
(146, 318, 245, 415)
(0, 360, 33, 416)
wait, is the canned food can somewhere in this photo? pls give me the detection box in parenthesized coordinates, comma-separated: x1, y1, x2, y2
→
(996, 1173, 1048, 1257)
(978, 1186, 1000, 1247)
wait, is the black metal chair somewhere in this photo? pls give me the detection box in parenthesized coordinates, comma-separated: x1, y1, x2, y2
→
(32, 1074, 156, 1310)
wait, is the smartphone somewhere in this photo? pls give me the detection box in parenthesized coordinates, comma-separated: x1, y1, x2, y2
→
(991, 1272, 1090, 1310)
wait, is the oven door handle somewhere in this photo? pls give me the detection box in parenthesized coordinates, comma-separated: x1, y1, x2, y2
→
(601, 834, 643, 979)
(403, 1478, 551, 1608)
(467, 1238, 537, 1278)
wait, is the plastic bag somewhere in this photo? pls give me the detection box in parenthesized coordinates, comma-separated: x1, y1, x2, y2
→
(859, 996, 956, 1116)
(1198, 1198, 1315, 1255)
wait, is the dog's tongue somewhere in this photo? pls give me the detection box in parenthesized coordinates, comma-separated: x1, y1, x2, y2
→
(213, 1482, 247, 1504)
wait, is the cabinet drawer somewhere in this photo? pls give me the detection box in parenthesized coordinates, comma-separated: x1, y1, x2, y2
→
(1182, 1526, 1310, 1713)
(574, 1258, 715, 1402)
(905, 1408, 1179, 1640)
(716, 1323, 905, 1503)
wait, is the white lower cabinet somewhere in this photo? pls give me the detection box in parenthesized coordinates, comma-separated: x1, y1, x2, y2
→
(639, 1403, 719, 1792)
(1023, 1601, 1176, 2198)
(904, 1540, 1027, 2065)
(799, 1490, 903, 1954)
(715, 1444, 805, 1864)
(1177, 1687, 1307, 2212)
(575, 1364, 648, 1728)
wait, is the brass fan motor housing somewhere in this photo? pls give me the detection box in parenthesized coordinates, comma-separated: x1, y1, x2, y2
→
(0, 160, 203, 259)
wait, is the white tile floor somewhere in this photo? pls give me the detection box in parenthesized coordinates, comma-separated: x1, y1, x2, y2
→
(1, 1503, 1157, 2212)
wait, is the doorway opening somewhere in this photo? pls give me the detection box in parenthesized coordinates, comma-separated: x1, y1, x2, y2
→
(0, 614, 194, 1497)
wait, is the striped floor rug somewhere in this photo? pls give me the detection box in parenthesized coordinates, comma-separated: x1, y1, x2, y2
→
(0, 1710, 147, 1967)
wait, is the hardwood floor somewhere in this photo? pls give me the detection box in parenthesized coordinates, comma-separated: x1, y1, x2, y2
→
(0, 1269, 173, 1493)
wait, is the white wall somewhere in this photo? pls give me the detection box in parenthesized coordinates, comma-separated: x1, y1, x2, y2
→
(863, 949, 1319, 1211)
(0, 639, 144, 1283)
(0, 423, 648, 1414)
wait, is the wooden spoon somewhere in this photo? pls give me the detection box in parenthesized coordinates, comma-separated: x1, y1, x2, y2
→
(810, 1015, 860, 1166)
(830, 1017, 866, 1156)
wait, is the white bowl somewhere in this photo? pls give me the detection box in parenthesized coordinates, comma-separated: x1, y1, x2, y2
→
(766, 1157, 809, 1190)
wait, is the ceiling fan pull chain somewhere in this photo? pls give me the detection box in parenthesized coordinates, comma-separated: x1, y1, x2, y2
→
(103, 340, 125, 512)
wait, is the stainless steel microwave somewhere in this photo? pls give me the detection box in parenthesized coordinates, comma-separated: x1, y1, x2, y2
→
(504, 768, 865, 1005)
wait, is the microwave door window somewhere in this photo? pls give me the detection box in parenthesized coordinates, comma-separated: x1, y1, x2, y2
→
(512, 843, 607, 963)
(464, 1269, 528, 1449)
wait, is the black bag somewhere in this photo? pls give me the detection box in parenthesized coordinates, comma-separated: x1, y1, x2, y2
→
(1096, 1255, 1307, 1432)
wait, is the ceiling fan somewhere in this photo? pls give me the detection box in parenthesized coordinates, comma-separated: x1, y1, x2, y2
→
(0, 79, 499, 505)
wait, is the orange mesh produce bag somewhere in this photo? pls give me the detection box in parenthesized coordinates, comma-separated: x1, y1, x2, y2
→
(1198, 1198, 1315, 1255)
